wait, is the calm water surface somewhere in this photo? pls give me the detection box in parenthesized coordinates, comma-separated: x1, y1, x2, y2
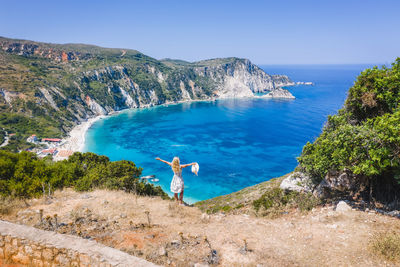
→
(84, 64, 375, 203)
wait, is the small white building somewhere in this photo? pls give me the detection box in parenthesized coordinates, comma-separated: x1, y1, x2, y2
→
(27, 134, 38, 143)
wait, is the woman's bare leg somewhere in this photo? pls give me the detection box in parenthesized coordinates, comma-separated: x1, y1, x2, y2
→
(174, 193, 179, 203)
(179, 189, 184, 204)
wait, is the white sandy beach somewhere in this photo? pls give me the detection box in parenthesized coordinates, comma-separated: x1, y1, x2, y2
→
(58, 115, 105, 152)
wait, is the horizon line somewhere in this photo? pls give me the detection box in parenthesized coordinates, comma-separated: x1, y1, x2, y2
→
(256, 62, 389, 66)
(0, 35, 395, 67)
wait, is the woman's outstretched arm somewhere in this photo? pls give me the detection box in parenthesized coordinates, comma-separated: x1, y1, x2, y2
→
(155, 157, 171, 166)
(181, 162, 196, 168)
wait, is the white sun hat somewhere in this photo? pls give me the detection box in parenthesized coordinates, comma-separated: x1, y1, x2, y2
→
(191, 162, 199, 176)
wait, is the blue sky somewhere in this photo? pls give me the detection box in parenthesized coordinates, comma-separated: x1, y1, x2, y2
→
(0, 0, 399, 64)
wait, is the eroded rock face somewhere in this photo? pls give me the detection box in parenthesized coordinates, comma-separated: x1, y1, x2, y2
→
(280, 172, 314, 193)
(0, 88, 22, 105)
(280, 170, 361, 200)
(313, 170, 359, 199)
(326, 171, 355, 191)
(78, 60, 295, 114)
(0, 40, 90, 61)
(193, 58, 293, 98)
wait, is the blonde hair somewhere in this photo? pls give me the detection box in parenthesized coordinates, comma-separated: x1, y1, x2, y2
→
(171, 157, 181, 173)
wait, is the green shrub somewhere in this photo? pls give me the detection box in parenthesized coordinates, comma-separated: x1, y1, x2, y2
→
(298, 112, 400, 183)
(295, 191, 320, 212)
(221, 205, 232, 212)
(346, 58, 400, 123)
(253, 187, 290, 212)
(253, 188, 319, 216)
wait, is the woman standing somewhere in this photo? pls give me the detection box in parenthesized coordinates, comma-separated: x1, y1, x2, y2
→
(155, 157, 196, 205)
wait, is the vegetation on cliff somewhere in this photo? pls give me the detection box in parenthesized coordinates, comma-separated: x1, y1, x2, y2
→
(298, 58, 400, 203)
(195, 175, 287, 214)
(253, 188, 320, 217)
(0, 151, 167, 199)
(195, 173, 320, 217)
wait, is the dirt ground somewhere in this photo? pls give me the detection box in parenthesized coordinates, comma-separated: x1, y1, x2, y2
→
(2, 189, 400, 267)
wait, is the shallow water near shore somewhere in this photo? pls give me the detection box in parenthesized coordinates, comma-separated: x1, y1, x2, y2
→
(84, 64, 376, 203)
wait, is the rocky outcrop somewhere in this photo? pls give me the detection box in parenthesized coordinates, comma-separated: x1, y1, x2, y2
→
(39, 88, 59, 110)
(80, 66, 165, 110)
(0, 88, 21, 106)
(192, 58, 293, 98)
(273, 75, 296, 88)
(0, 38, 91, 62)
(262, 88, 295, 99)
(281, 170, 366, 201)
(84, 95, 107, 115)
(313, 170, 360, 199)
(280, 170, 356, 198)
(280, 172, 314, 192)
(335, 201, 352, 212)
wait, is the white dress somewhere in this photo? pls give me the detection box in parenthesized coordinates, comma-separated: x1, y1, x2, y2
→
(170, 167, 184, 194)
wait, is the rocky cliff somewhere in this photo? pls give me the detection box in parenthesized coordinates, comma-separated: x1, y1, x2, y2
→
(0, 36, 294, 150)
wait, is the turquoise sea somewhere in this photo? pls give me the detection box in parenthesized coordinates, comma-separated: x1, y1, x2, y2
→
(83, 64, 376, 203)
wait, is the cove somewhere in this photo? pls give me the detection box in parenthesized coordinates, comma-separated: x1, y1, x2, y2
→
(83, 64, 375, 203)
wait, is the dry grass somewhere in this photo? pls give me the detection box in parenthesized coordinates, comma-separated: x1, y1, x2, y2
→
(0, 197, 28, 215)
(3, 189, 400, 266)
(370, 231, 400, 262)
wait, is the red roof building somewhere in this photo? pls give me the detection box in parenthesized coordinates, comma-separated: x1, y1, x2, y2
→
(41, 148, 58, 154)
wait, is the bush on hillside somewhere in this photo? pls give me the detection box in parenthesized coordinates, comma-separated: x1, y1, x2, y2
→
(345, 58, 400, 123)
(252, 188, 319, 217)
(299, 110, 400, 183)
(297, 58, 400, 204)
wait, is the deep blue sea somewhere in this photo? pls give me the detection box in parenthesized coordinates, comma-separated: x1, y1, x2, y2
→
(83, 64, 376, 203)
